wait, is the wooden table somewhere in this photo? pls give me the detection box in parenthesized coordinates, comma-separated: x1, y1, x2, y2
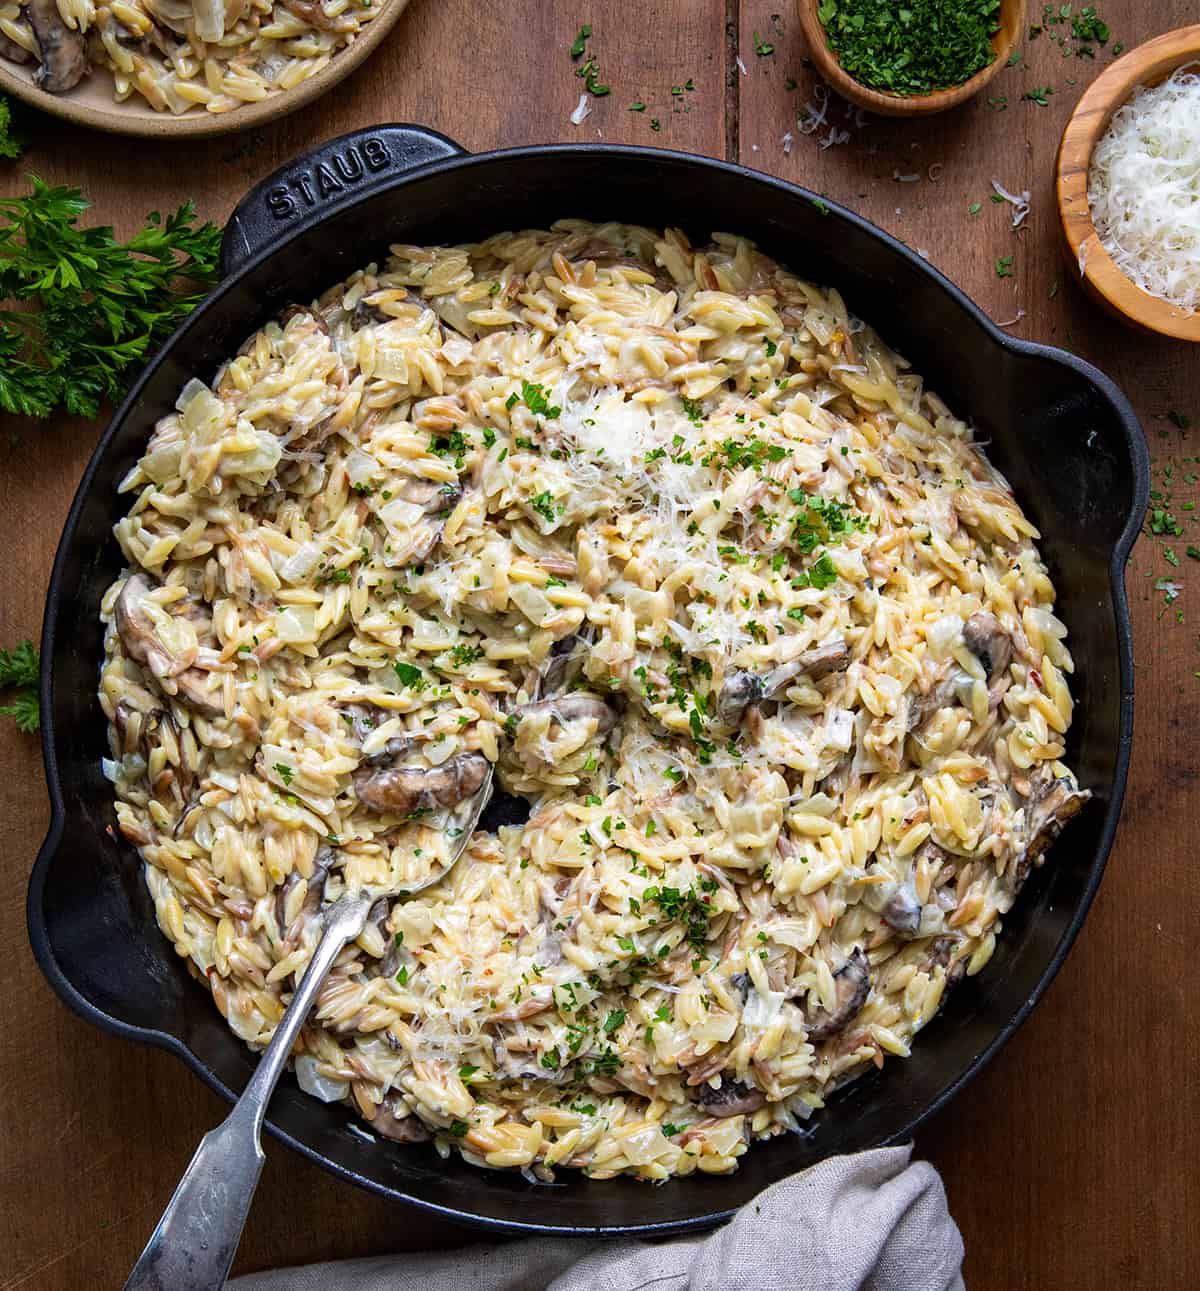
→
(2, 2, 1197, 1286)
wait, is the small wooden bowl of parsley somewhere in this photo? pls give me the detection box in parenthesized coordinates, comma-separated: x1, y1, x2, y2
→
(797, 0, 1025, 117)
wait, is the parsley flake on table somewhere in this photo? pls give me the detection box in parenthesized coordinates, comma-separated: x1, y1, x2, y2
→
(569, 23, 591, 58)
(0, 180, 220, 419)
(753, 31, 774, 56)
(1023, 86, 1053, 105)
(995, 255, 1015, 278)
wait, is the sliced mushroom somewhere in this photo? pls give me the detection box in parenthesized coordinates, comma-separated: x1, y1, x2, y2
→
(352, 299, 390, 328)
(366, 1092, 432, 1143)
(115, 573, 224, 718)
(284, 0, 344, 31)
(515, 692, 618, 736)
(354, 751, 490, 816)
(715, 671, 764, 726)
(717, 638, 850, 726)
(537, 633, 581, 698)
(1009, 775, 1090, 892)
(27, 0, 88, 92)
(879, 877, 923, 937)
(906, 671, 963, 732)
(962, 612, 1013, 683)
(797, 946, 870, 1043)
(729, 971, 753, 1005)
(691, 1077, 766, 1118)
(921, 936, 967, 991)
(275, 847, 334, 940)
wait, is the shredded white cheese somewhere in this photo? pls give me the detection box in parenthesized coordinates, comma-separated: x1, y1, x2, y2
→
(990, 177, 1031, 229)
(1087, 65, 1200, 313)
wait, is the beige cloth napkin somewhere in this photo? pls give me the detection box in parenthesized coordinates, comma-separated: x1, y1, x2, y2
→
(230, 1145, 963, 1291)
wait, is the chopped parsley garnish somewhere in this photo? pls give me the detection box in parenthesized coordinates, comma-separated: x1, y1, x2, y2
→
(273, 763, 294, 786)
(817, 0, 1001, 96)
(630, 101, 646, 112)
(393, 661, 426, 689)
(448, 643, 483, 665)
(448, 1119, 469, 1137)
(530, 491, 561, 524)
(710, 436, 788, 472)
(680, 394, 705, 425)
(643, 883, 715, 952)
(1023, 86, 1053, 105)
(569, 23, 591, 58)
(603, 1009, 625, 1034)
(458, 1064, 479, 1080)
(753, 31, 775, 56)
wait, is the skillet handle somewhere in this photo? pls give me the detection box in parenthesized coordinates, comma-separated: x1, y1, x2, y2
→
(220, 123, 466, 278)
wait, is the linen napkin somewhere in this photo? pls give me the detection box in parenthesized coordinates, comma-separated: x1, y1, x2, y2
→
(230, 1144, 964, 1291)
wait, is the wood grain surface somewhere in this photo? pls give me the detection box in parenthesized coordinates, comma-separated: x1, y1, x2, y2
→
(1, 2, 1197, 1287)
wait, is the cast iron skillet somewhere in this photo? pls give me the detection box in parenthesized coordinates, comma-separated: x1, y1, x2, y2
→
(28, 124, 1148, 1236)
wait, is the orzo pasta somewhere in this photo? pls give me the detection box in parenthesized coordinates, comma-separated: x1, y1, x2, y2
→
(99, 221, 1088, 1180)
(0, 0, 379, 111)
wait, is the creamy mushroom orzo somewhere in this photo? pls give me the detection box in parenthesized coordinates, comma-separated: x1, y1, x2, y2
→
(0, 0, 379, 111)
(99, 221, 1088, 1181)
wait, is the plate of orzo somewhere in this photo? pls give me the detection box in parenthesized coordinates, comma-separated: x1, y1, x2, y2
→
(0, 0, 408, 136)
(30, 133, 1145, 1232)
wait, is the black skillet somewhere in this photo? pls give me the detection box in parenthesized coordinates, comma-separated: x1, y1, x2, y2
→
(27, 124, 1149, 1236)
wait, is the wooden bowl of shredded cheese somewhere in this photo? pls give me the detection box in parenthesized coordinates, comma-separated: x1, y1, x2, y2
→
(1057, 26, 1200, 342)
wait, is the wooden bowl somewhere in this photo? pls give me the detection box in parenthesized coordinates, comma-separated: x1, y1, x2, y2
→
(1056, 25, 1200, 342)
(0, 0, 409, 139)
(796, 0, 1024, 117)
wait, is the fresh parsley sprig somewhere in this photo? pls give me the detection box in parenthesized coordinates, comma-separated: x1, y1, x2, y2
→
(0, 639, 39, 733)
(0, 178, 221, 419)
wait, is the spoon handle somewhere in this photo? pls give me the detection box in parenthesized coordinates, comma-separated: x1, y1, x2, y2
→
(123, 892, 372, 1291)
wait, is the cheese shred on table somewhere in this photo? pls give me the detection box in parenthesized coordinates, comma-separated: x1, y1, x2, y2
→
(98, 221, 1088, 1180)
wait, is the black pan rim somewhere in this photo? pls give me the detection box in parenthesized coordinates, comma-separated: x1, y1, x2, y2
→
(28, 137, 1150, 1237)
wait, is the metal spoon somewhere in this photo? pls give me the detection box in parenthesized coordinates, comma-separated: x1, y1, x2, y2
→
(123, 768, 494, 1291)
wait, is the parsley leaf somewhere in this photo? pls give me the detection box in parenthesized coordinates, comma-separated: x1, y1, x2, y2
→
(393, 661, 426, 689)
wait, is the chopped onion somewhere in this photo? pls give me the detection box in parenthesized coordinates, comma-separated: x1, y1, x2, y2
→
(569, 94, 590, 126)
(279, 540, 322, 583)
(295, 1055, 349, 1103)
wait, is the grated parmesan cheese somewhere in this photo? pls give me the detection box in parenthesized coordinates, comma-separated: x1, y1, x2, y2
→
(1087, 65, 1200, 313)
